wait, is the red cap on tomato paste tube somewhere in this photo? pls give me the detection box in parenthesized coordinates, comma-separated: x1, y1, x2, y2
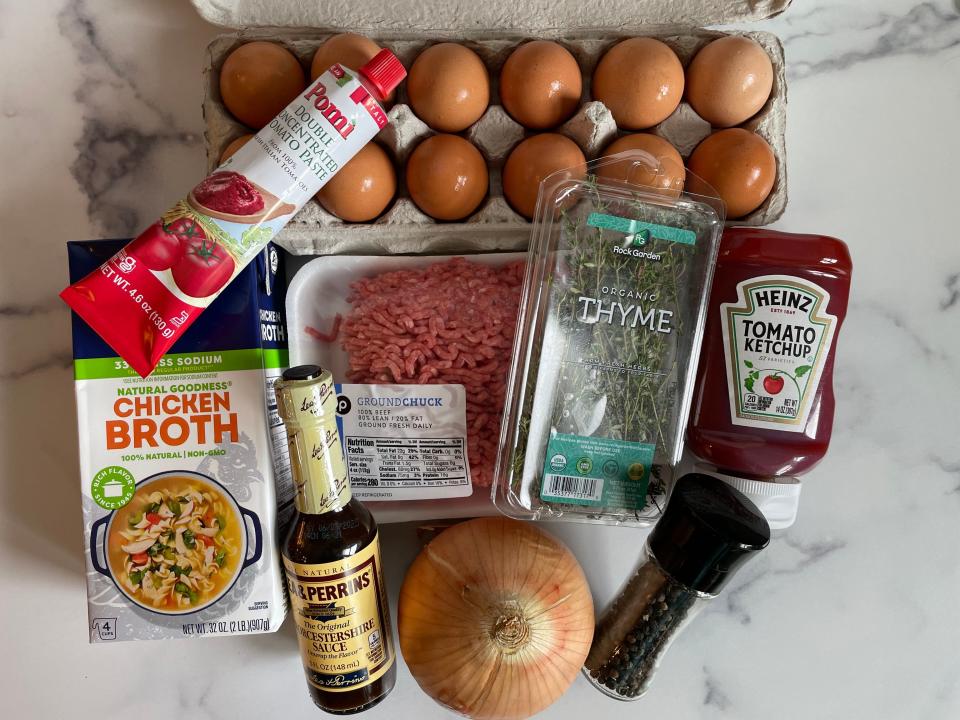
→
(692, 463, 801, 530)
(360, 49, 406, 100)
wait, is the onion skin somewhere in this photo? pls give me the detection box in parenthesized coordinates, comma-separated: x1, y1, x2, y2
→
(399, 517, 595, 720)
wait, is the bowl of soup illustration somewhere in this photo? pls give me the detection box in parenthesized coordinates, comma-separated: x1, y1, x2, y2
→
(90, 471, 262, 615)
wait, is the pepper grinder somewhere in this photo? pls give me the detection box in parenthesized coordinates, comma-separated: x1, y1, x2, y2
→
(584, 473, 770, 699)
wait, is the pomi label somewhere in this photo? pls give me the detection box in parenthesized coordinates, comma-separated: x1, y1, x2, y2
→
(721, 275, 836, 432)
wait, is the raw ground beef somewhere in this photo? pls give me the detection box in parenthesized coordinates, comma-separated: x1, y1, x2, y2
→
(340, 257, 526, 487)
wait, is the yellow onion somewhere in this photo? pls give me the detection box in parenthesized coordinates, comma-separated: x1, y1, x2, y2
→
(399, 517, 594, 720)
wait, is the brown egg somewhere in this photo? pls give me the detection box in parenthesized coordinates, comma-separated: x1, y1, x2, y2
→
(593, 38, 684, 130)
(220, 42, 306, 129)
(219, 134, 254, 164)
(598, 134, 685, 196)
(407, 43, 490, 132)
(311, 33, 382, 80)
(500, 40, 582, 129)
(316, 143, 396, 222)
(502, 134, 586, 219)
(406, 135, 488, 221)
(685, 36, 774, 127)
(687, 128, 776, 219)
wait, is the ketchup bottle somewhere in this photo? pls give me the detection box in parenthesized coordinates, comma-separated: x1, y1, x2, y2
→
(687, 228, 852, 528)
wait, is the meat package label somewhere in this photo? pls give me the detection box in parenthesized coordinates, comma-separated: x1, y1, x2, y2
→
(332, 384, 472, 501)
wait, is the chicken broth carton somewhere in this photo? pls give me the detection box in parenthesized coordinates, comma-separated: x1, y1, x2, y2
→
(68, 239, 292, 642)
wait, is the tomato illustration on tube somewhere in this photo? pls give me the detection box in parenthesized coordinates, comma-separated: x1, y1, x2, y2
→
(171, 236, 236, 298)
(61, 50, 406, 377)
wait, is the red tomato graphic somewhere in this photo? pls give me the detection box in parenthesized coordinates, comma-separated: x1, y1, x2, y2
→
(763, 374, 785, 395)
(171, 236, 236, 298)
(127, 222, 187, 271)
(164, 217, 207, 244)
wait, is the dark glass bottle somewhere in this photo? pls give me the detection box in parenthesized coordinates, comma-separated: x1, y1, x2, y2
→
(275, 365, 396, 714)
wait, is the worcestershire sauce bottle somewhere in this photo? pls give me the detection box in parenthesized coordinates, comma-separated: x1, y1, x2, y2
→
(275, 365, 395, 714)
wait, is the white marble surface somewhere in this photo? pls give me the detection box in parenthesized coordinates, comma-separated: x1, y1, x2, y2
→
(2, 0, 960, 717)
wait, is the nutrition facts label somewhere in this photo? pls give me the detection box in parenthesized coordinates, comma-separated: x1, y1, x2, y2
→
(345, 437, 468, 489)
(336, 384, 473, 501)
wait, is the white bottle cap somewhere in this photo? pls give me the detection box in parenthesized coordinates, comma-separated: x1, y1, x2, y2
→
(693, 463, 801, 530)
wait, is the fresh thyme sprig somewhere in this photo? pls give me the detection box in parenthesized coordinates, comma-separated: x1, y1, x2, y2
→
(509, 181, 715, 524)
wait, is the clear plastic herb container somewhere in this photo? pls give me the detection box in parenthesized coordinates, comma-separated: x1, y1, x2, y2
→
(493, 151, 724, 525)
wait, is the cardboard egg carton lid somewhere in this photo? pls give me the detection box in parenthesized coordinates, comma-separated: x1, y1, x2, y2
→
(192, 0, 792, 32)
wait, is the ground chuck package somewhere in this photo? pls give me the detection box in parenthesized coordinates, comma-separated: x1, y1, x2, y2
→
(68, 239, 293, 642)
(287, 253, 524, 522)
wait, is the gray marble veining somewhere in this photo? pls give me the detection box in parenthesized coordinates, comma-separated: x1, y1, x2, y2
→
(2, 0, 959, 718)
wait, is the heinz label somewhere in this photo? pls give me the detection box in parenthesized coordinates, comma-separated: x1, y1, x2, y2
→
(283, 536, 395, 692)
(721, 275, 837, 432)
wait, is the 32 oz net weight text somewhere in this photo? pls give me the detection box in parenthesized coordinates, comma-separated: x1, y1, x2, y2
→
(182, 619, 270, 636)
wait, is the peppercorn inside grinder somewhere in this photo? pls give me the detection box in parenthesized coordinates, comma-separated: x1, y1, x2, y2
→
(583, 473, 770, 699)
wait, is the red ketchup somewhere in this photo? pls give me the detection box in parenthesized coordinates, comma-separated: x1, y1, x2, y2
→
(687, 228, 852, 527)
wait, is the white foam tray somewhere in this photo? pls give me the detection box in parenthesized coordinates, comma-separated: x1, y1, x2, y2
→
(287, 252, 524, 523)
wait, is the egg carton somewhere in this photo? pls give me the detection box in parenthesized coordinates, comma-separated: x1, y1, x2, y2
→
(202, 29, 786, 256)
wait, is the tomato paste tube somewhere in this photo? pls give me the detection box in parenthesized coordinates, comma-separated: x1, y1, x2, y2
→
(61, 50, 405, 377)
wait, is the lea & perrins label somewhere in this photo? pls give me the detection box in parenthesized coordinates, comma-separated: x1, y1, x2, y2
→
(283, 541, 394, 692)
